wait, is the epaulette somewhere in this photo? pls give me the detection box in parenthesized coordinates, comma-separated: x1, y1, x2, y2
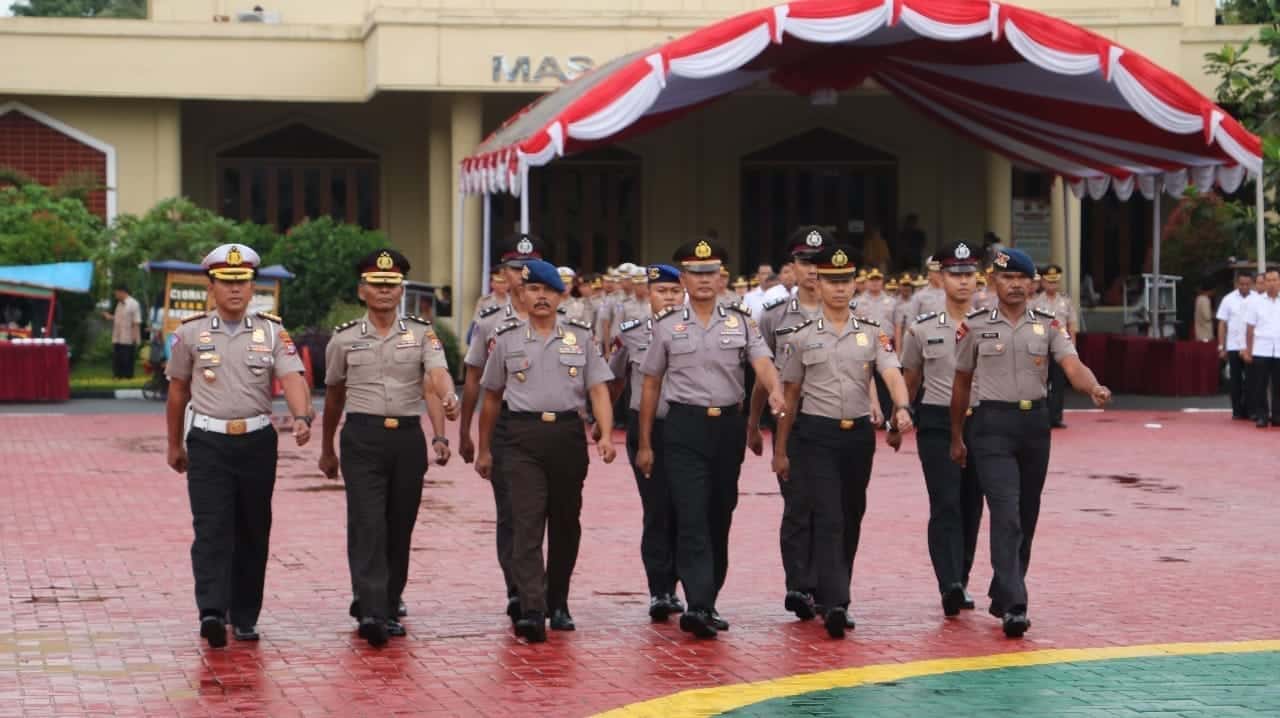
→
(1032, 308, 1056, 319)
(479, 305, 501, 318)
(333, 319, 359, 333)
(181, 312, 207, 324)
(857, 316, 881, 327)
(495, 319, 522, 335)
(567, 318, 594, 333)
(556, 306, 567, 314)
(967, 308, 987, 319)
(619, 318, 643, 333)
(762, 296, 788, 311)
(256, 311, 282, 323)
(654, 306, 680, 321)
(728, 302, 752, 316)
(914, 312, 939, 325)
(775, 318, 813, 336)
(406, 314, 432, 325)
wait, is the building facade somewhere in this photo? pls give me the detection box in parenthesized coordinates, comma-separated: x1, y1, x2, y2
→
(0, 0, 1260, 329)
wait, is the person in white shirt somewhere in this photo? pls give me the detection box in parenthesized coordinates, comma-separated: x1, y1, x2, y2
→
(753, 264, 796, 320)
(1216, 273, 1254, 420)
(1243, 269, 1280, 428)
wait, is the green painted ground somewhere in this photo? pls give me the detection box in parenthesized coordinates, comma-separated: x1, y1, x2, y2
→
(724, 651, 1280, 717)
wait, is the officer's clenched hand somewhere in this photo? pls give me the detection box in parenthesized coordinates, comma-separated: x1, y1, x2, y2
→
(886, 430, 903, 453)
(635, 447, 654, 479)
(167, 445, 188, 474)
(746, 424, 763, 456)
(318, 451, 340, 480)
(893, 407, 914, 434)
(442, 393, 460, 421)
(950, 437, 967, 468)
(292, 418, 311, 446)
(433, 439, 451, 466)
(767, 389, 787, 419)
(597, 438, 616, 464)
(475, 450, 493, 480)
(459, 434, 476, 464)
(869, 403, 884, 428)
(1089, 384, 1112, 408)
(772, 452, 790, 481)
(590, 422, 603, 443)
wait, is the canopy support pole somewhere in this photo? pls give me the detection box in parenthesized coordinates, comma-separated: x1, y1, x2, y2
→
(482, 193, 492, 296)
(1258, 171, 1267, 273)
(519, 165, 530, 235)
(1150, 189, 1161, 338)
(453, 191, 465, 335)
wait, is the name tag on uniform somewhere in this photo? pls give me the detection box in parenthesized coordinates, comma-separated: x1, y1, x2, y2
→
(196, 344, 215, 352)
(806, 342, 824, 350)
(927, 338, 945, 345)
(981, 332, 1000, 339)
(672, 333, 689, 340)
(349, 343, 371, 350)
(559, 345, 584, 354)
(249, 344, 271, 353)
(720, 329, 744, 337)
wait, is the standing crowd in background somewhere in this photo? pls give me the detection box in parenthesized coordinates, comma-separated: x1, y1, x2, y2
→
(1215, 269, 1280, 428)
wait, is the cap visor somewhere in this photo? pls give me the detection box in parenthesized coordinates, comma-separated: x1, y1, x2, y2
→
(362, 272, 404, 285)
(208, 269, 254, 281)
(942, 263, 979, 273)
(681, 260, 721, 274)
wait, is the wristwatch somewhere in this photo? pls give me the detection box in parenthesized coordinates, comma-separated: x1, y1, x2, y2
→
(294, 415, 313, 427)
(432, 436, 450, 446)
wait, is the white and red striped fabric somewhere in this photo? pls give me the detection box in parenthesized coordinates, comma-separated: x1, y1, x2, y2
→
(460, 0, 1261, 201)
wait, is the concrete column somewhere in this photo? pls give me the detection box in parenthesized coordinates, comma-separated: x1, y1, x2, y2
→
(984, 151, 1012, 242)
(449, 94, 483, 336)
(1066, 187, 1082, 317)
(152, 100, 182, 202)
(427, 99, 451, 286)
(1050, 176, 1067, 269)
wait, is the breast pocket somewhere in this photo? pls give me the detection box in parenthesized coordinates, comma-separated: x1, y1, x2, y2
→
(977, 341, 1005, 369)
(559, 352, 586, 377)
(801, 348, 828, 367)
(393, 346, 422, 365)
(669, 338, 698, 367)
(346, 348, 376, 382)
(245, 352, 275, 383)
(1027, 340, 1049, 358)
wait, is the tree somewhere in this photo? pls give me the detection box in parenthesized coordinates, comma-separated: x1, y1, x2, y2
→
(264, 217, 387, 331)
(11, 0, 146, 18)
(1217, 0, 1279, 25)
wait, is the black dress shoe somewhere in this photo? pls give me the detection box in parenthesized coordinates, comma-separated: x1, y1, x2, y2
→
(942, 584, 966, 617)
(988, 602, 1006, 619)
(349, 600, 361, 621)
(1052, 421, 1067, 429)
(709, 609, 729, 631)
(649, 595, 673, 622)
(961, 590, 976, 610)
(386, 620, 406, 637)
(667, 594, 685, 614)
(678, 609, 717, 639)
(549, 609, 575, 631)
(358, 618, 388, 647)
(824, 607, 847, 639)
(1002, 611, 1030, 638)
(785, 591, 817, 621)
(397, 600, 408, 618)
(232, 625, 260, 642)
(515, 612, 547, 643)
(506, 596, 522, 625)
(200, 616, 227, 648)
(1257, 417, 1270, 428)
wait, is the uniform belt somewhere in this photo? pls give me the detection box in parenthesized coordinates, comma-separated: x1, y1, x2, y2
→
(799, 414, 870, 430)
(669, 401, 741, 418)
(345, 413, 421, 430)
(501, 407, 580, 423)
(190, 412, 272, 436)
(979, 400, 1046, 411)
(918, 404, 975, 417)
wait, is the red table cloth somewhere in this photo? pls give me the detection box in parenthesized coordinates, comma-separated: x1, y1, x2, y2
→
(0, 342, 70, 401)
(1092, 334, 1219, 396)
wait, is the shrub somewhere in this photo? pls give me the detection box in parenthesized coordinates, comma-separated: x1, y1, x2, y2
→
(264, 218, 386, 331)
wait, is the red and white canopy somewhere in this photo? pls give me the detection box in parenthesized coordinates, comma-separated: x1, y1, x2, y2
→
(460, 0, 1262, 202)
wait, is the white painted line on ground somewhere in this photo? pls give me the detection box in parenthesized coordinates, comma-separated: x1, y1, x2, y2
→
(1181, 408, 1230, 413)
(1065, 409, 1104, 413)
(114, 389, 144, 400)
(1144, 423, 1163, 429)
(0, 413, 66, 417)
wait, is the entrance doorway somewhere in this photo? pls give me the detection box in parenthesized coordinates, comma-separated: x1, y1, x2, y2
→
(740, 128, 897, 275)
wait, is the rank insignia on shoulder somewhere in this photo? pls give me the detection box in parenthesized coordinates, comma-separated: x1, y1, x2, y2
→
(775, 318, 813, 336)
(406, 314, 432, 325)
(857, 316, 881, 327)
(256, 311, 282, 323)
(567, 318, 593, 332)
(181, 312, 208, 324)
(334, 319, 359, 333)
(479, 305, 501, 318)
(654, 306, 680, 321)
(915, 312, 939, 324)
(619, 318, 643, 332)
(728, 302, 751, 315)
(966, 308, 987, 319)
(762, 297, 787, 311)
(495, 320, 522, 335)
(556, 306, 567, 314)
(1033, 308, 1056, 319)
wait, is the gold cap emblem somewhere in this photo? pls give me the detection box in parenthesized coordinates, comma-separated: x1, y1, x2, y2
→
(694, 241, 712, 259)
(648, 266, 660, 280)
(994, 252, 1010, 269)
(832, 249, 849, 267)
(805, 230, 823, 248)
(226, 246, 243, 266)
(376, 252, 394, 270)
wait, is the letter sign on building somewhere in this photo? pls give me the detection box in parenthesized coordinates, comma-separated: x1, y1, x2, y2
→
(492, 55, 594, 84)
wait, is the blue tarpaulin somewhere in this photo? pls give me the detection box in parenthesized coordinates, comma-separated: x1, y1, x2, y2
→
(0, 262, 94, 293)
(141, 260, 295, 280)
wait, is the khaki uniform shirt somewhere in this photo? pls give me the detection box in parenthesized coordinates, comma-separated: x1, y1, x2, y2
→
(465, 302, 523, 368)
(1030, 292, 1074, 329)
(759, 296, 821, 363)
(472, 293, 501, 323)
(610, 317, 671, 419)
(909, 286, 946, 320)
(857, 293, 898, 328)
(481, 318, 612, 412)
(610, 298, 651, 339)
(972, 288, 996, 312)
(167, 311, 304, 418)
(640, 303, 770, 407)
(561, 296, 591, 324)
(324, 314, 448, 416)
(778, 315, 900, 420)
(955, 308, 1077, 402)
(900, 310, 979, 408)
(112, 295, 141, 344)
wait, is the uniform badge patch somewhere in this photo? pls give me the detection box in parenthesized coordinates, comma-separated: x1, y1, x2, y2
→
(1032, 324, 1045, 335)
(202, 368, 216, 383)
(725, 314, 739, 329)
(252, 328, 265, 344)
(956, 322, 969, 343)
(856, 333, 869, 347)
(879, 333, 894, 352)
(562, 332, 577, 347)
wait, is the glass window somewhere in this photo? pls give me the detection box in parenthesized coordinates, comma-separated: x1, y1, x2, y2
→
(330, 168, 348, 222)
(249, 167, 268, 225)
(355, 166, 376, 229)
(277, 168, 295, 230)
(303, 168, 322, 219)
(221, 166, 241, 219)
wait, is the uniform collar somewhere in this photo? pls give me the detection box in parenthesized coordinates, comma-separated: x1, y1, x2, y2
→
(524, 322, 565, 342)
(815, 311, 860, 335)
(987, 308, 1035, 327)
(358, 313, 408, 337)
(208, 311, 252, 333)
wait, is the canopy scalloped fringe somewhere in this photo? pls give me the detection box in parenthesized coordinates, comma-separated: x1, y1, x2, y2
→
(460, 0, 1262, 201)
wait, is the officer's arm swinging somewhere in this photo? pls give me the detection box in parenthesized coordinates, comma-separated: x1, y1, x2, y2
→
(750, 356, 787, 416)
(165, 378, 192, 474)
(1057, 355, 1111, 406)
(281, 373, 312, 445)
(949, 369, 975, 467)
(635, 373, 663, 478)
(319, 383, 346, 479)
(458, 364, 484, 462)
(770, 381, 803, 481)
(475, 388, 502, 480)
(901, 367, 923, 403)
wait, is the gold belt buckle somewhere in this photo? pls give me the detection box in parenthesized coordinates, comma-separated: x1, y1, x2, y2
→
(227, 419, 247, 435)
(839, 419, 854, 430)
(540, 412, 556, 423)
(384, 417, 400, 429)
(1018, 400, 1033, 411)
(707, 407, 722, 417)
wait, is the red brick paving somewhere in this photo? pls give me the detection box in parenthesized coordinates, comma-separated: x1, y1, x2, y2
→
(1, 410, 1278, 716)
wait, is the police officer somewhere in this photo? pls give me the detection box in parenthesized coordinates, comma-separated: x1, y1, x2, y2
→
(899, 261, 945, 350)
(951, 247, 1111, 638)
(458, 233, 546, 623)
(636, 240, 786, 639)
(897, 240, 985, 617)
(772, 244, 913, 638)
(1030, 265, 1076, 429)
(749, 225, 827, 620)
(476, 260, 617, 642)
(318, 249, 459, 647)
(165, 244, 313, 648)
(972, 270, 995, 311)
(609, 264, 687, 621)
(469, 266, 509, 343)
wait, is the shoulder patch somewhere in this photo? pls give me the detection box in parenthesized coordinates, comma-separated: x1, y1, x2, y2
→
(256, 311, 282, 323)
(479, 305, 501, 318)
(914, 311, 939, 325)
(1033, 308, 1056, 319)
(654, 306, 680, 321)
(494, 319, 522, 336)
(567, 318, 594, 332)
(619, 318, 643, 333)
(406, 314, 432, 326)
(775, 318, 813, 336)
(181, 311, 208, 324)
(762, 296, 787, 311)
(966, 308, 987, 319)
(856, 316, 881, 327)
(728, 302, 752, 315)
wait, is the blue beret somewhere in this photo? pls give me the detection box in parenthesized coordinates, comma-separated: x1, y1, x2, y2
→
(992, 247, 1037, 278)
(646, 264, 681, 284)
(520, 259, 565, 293)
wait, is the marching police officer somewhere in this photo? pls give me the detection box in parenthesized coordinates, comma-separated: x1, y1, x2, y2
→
(318, 249, 459, 647)
(609, 264, 687, 621)
(458, 234, 545, 623)
(951, 247, 1111, 638)
(476, 260, 617, 642)
(165, 244, 314, 648)
(772, 244, 914, 638)
(636, 240, 786, 639)
(897, 240, 985, 617)
(1031, 265, 1076, 428)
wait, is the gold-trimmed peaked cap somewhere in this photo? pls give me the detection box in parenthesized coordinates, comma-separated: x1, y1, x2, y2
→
(358, 248, 410, 285)
(787, 225, 833, 259)
(203, 243, 260, 281)
(812, 243, 857, 277)
(673, 238, 727, 274)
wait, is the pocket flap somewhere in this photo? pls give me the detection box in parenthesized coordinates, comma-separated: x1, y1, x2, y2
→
(978, 342, 1005, 357)
(559, 353, 586, 367)
(506, 356, 531, 372)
